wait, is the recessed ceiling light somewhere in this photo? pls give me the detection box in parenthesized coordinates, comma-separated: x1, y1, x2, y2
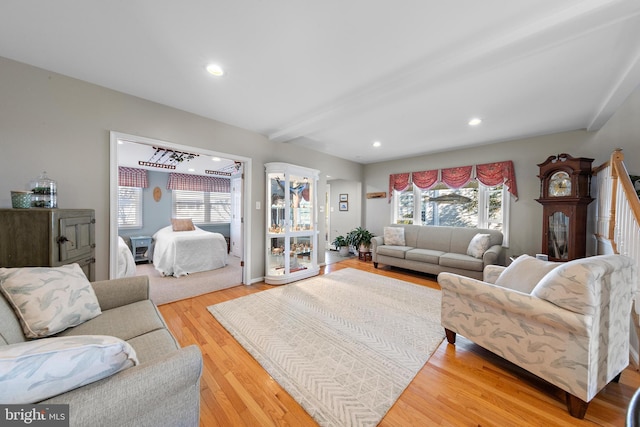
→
(188, 168, 195, 172)
(468, 118, 482, 126)
(372, 141, 381, 148)
(211, 157, 221, 161)
(206, 64, 224, 77)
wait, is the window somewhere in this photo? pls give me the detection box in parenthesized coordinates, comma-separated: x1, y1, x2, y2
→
(393, 181, 510, 245)
(172, 189, 231, 224)
(118, 186, 143, 228)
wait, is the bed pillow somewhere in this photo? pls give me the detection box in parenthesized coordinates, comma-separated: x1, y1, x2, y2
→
(0, 264, 102, 338)
(466, 233, 491, 258)
(0, 335, 138, 404)
(495, 255, 561, 293)
(171, 218, 195, 232)
(383, 227, 405, 246)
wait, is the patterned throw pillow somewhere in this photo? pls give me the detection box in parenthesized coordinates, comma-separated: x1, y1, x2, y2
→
(466, 233, 491, 258)
(383, 227, 405, 246)
(495, 255, 560, 293)
(0, 335, 138, 404)
(171, 218, 195, 231)
(0, 264, 102, 338)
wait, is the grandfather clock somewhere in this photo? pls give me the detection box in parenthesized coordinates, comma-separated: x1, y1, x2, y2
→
(536, 154, 594, 261)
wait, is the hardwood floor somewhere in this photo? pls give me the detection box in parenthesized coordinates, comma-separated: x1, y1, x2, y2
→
(158, 258, 640, 426)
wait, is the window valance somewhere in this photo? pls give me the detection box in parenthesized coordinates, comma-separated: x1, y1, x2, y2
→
(388, 160, 518, 202)
(167, 173, 230, 193)
(388, 173, 411, 202)
(118, 167, 148, 188)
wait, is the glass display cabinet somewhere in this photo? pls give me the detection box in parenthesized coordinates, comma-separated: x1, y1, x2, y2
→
(265, 162, 319, 285)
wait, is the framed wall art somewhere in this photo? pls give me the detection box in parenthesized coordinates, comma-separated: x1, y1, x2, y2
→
(339, 193, 348, 202)
(339, 201, 348, 211)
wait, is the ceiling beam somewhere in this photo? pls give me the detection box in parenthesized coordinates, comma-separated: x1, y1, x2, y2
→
(269, 0, 640, 144)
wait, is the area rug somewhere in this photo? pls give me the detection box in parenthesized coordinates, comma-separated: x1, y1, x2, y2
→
(137, 255, 243, 305)
(207, 268, 444, 427)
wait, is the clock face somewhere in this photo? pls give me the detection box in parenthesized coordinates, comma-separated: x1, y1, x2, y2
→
(548, 171, 572, 197)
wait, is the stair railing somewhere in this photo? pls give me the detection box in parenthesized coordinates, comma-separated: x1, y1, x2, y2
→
(594, 149, 640, 365)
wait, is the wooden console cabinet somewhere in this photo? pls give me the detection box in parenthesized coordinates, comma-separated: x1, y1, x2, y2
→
(0, 208, 96, 280)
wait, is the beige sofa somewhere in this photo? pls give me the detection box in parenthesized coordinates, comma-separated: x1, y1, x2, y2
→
(0, 274, 202, 427)
(371, 224, 504, 279)
(439, 254, 635, 418)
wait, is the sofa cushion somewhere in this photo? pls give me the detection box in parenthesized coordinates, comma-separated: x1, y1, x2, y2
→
(376, 245, 413, 259)
(383, 226, 405, 246)
(439, 253, 484, 272)
(127, 329, 179, 364)
(466, 233, 491, 258)
(406, 248, 445, 264)
(57, 300, 166, 342)
(0, 335, 138, 404)
(531, 256, 621, 315)
(416, 226, 452, 252)
(495, 255, 561, 293)
(0, 264, 101, 338)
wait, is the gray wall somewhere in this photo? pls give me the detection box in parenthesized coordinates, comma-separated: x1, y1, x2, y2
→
(1, 54, 637, 279)
(327, 179, 362, 245)
(363, 86, 640, 260)
(0, 56, 362, 281)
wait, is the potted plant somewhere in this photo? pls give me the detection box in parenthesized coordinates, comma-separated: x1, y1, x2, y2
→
(347, 226, 374, 253)
(332, 235, 350, 257)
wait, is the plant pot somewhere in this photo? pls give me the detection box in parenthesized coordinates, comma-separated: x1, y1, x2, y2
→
(338, 247, 350, 257)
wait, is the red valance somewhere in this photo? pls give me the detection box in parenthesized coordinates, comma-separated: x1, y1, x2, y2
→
(389, 173, 410, 202)
(167, 173, 230, 193)
(388, 160, 518, 201)
(476, 160, 518, 199)
(441, 166, 473, 189)
(118, 167, 148, 188)
(411, 170, 439, 190)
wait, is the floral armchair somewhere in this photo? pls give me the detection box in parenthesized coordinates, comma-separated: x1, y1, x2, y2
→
(438, 254, 636, 418)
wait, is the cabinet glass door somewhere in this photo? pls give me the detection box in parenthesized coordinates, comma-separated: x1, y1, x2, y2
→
(289, 173, 312, 232)
(548, 211, 569, 260)
(268, 172, 286, 234)
(265, 163, 319, 285)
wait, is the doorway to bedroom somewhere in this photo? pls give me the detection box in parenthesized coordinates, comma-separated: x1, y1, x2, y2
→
(109, 132, 251, 298)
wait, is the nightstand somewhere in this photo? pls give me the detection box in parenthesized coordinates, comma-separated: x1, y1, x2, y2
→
(130, 236, 152, 264)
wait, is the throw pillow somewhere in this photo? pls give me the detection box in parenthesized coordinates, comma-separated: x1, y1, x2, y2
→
(0, 264, 102, 338)
(171, 218, 195, 232)
(0, 335, 138, 404)
(383, 227, 405, 246)
(495, 255, 561, 293)
(466, 233, 491, 258)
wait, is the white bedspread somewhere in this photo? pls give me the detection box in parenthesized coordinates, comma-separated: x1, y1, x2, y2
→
(152, 225, 228, 277)
(117, 236, 137, 278)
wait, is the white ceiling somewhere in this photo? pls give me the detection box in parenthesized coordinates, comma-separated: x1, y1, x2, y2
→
(2, 1, 639, 164)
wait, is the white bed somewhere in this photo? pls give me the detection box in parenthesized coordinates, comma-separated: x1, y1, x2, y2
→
(152, 225, 228, 277)
(117, 236, 137, 278)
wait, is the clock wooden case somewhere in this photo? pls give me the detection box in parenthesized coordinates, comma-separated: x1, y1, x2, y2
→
(536, 153, 594, 262)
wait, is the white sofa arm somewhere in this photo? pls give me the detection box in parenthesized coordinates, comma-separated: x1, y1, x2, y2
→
(483, 265, 505, 284)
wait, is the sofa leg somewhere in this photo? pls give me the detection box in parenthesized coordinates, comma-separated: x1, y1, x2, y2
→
(566, 393, 588, 419)
(445, 328, 456, 344)
(373, 262, 378, 268)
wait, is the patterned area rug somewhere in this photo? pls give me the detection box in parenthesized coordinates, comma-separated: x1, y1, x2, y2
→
(207, 268, 444, 427)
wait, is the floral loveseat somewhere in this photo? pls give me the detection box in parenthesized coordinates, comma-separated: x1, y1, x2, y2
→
(0, 264, 202, 427)
(438, 254, 636, 418)
(371, 224, 504, 279)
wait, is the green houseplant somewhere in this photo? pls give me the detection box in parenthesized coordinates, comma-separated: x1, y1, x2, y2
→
(332, 235, 350, 257)
(347, 226, 374, 253)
